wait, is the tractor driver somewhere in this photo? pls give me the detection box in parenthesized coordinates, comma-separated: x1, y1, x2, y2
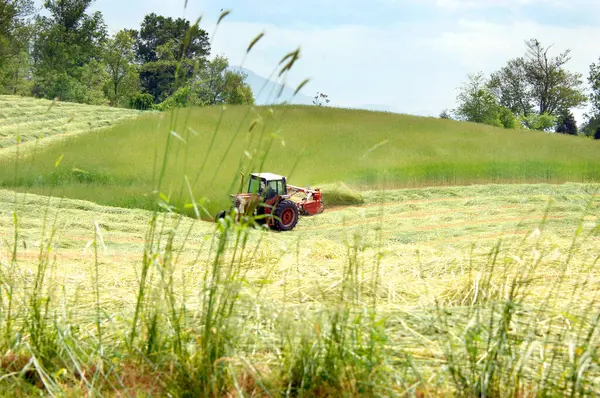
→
(259, 179, 274, 199)
(264, 183, 276, 200)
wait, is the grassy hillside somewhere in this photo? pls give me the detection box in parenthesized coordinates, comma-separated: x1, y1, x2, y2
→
(0, 104, 599, 216)
(0, 95, 140, 152)
(0, 183, 597, 395)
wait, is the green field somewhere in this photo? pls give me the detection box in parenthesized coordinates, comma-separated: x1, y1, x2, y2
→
(1, 100, 600, 217)
(0, 97, 599, 396)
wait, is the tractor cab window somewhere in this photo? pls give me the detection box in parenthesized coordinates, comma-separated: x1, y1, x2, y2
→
(248, 177, 262, 194)
(267, 180, 286, 195)
(261, 180, 285, 200)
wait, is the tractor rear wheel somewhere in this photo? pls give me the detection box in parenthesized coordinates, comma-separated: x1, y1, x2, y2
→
(273, 200, 299, 231)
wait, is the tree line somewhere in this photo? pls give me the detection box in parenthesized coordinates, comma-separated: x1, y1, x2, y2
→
(0, 0, 254, 110)
(442, 38, 600, 139)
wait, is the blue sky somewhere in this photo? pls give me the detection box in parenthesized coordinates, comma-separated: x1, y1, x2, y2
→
(36, 0, 600, 119)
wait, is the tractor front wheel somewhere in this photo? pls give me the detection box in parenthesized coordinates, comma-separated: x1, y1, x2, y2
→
(216, 210, 227, 222)
(273, 200, 299, 231)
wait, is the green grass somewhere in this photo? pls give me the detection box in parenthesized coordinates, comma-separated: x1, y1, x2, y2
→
(0, 182, 598, 395)
(0, 103, 599, 217)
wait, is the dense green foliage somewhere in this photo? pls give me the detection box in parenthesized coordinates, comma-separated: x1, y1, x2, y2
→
(519, 112, 556, 132)
(0, 0, 34, 94)
(0, 1, 253, 109)
(129, 92, 153, 110)
(31, 0, 109, 104)
(104, 30, 139, 106)
(454, 73, 516, 129)
(2, 104, 600, 217)
(132, 13, 210, 103)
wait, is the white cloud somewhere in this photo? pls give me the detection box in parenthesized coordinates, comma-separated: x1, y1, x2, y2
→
(209, 20, 443, 111)
(209, 17, 600, 121)
(84, 0, 600, 122)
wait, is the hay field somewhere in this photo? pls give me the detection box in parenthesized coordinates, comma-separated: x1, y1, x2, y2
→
(0, 95, 140, 153)
(2, 183, 596, 312)
(0, 182, 598, 395)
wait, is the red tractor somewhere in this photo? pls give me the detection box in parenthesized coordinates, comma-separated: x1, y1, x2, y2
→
(216, 172, 324, 231)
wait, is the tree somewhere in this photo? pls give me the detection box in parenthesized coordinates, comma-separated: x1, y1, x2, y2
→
(488, 58, 533, 116)
(104, 29, 139, 106)
(582, 115, 600, 137)
(133, 13, 210, 102)
(313, 92, 330, 106)
(134, 13, 209, 64)
(455, 72, 502, 127)
(439, 109, 452, 119)
(222, 70, 254, 105)
(196, 56, 254, 105)
(498, 106, 518, 129)
(588, 58, 600, 119)
(555, 109, 577, 135)
(0, 0, 34, 51)
(489, 39, 586, 120)
(519, 113, 556, 131)
(130, 92, 153, 110)
(595, 127, 600, 140)
(155, 86, 200, 110)
(32, 0, 109, 103)
(524, 39, 586, 115)
(0, 0, 34, 94)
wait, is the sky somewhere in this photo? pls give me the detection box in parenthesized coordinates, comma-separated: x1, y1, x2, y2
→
(37, 0, 600, 120)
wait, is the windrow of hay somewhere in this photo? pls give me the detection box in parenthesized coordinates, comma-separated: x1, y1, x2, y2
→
(318, 181, 365, 205)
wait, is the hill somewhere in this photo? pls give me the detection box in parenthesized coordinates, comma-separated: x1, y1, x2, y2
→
(0, 95, 141, 154)
(0, 103, 599, 216)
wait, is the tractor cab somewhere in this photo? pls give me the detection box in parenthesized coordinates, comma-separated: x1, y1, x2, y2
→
(247, 173, 288, 200)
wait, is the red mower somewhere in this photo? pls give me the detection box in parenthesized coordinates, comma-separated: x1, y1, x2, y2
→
(216, 172, 324, 231)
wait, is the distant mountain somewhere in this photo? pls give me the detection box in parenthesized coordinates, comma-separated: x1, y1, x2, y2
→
(230, 66, 314, 106)
(231, 67, 401, 114)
